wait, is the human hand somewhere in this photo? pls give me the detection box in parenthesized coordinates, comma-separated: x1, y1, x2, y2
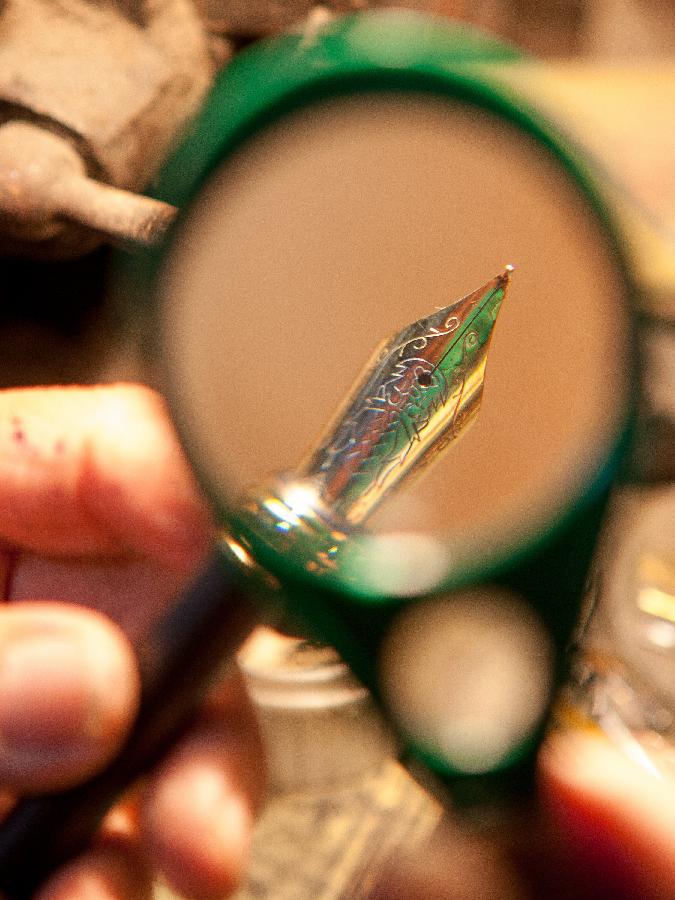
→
(368, 731, 675, 899)
(0, 384, 265, 900)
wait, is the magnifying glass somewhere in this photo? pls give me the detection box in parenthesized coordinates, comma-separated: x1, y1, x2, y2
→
(0, 10, 639, 893)
(150, 10, 636, 794)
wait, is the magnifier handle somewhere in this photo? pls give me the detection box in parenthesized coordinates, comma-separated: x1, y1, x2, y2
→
(0, 553, 255, 899)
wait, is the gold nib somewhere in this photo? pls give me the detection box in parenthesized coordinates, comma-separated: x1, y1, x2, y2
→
(298, 267, 512, 524)
(233, 269, 512, 577)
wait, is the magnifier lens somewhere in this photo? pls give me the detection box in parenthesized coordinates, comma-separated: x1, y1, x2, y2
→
(379, 587, 553, 774)
(160, 91, 630, 584)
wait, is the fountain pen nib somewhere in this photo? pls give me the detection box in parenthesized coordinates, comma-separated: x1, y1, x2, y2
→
(299, 267, 512, 525)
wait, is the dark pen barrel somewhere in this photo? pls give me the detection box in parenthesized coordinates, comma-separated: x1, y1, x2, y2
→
(0, 551, 255, 898)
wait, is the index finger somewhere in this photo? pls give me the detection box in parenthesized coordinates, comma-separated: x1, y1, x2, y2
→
(0, 385, 214, 570)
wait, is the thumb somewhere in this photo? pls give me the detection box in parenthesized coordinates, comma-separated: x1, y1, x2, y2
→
(0, 603, 139, 794)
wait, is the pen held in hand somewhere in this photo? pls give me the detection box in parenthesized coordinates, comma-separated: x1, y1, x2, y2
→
(0, 558, 256, 898)
(0, 270, 510, 896)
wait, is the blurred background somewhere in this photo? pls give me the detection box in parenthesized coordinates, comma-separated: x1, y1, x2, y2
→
(1, 0, 672, 382)
(194, 0, 675, 58)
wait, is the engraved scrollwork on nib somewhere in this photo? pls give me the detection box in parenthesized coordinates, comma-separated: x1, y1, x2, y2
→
(233, 268, 512, 579)
(298, 268, 512, 525)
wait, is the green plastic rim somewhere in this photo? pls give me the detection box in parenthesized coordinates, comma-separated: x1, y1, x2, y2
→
(136, 9, 640, 604)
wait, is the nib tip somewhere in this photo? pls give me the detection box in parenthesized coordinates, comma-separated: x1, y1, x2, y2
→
(498, 264, 515, 288)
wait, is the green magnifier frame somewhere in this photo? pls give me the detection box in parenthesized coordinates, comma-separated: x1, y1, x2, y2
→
(132, 10, 640, 809)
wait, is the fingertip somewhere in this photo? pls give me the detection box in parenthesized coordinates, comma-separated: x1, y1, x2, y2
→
(0, 603, 140, 792)
(142, 721, 264, 900)
(143, 758, 253, 900)
(0, 385, 215, 568)
(152, 789, 252, 900)
(539, 731, 675, 900)
(539, 730, 669, 813)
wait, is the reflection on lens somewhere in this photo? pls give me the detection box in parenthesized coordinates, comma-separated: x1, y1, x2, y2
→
(350, 531, 452, 596)
(378, 587, 553, 773)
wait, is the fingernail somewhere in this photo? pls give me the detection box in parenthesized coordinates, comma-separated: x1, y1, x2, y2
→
(0, 615, 136, 788)
(0, 632, 102, 751)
